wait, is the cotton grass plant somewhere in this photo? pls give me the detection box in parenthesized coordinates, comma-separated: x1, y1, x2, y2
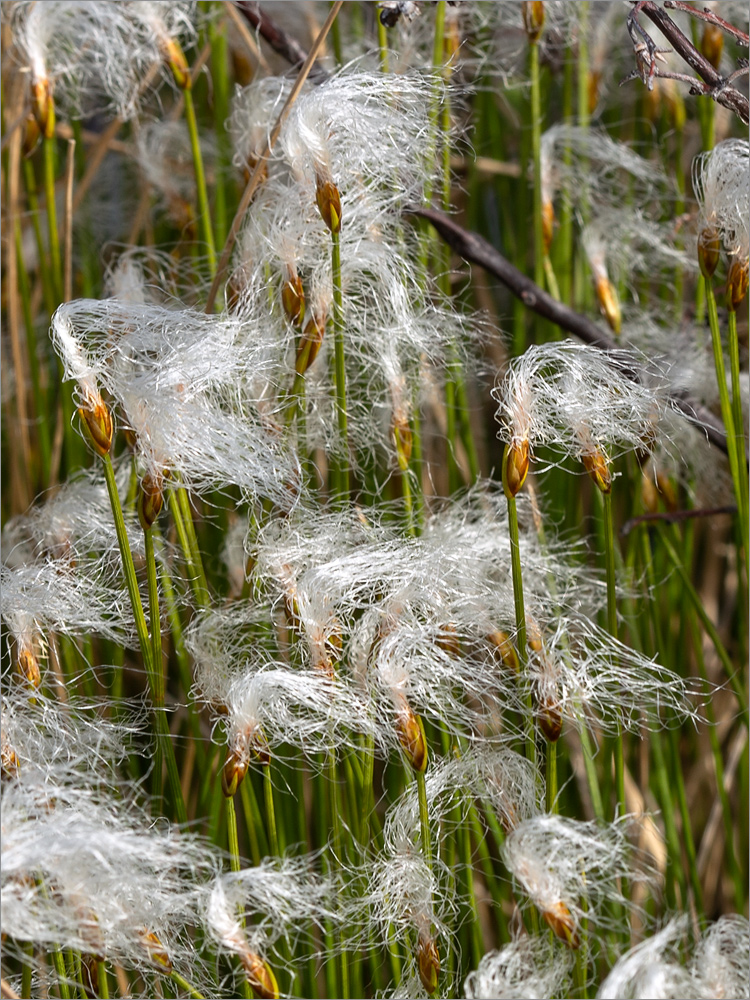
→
(2, 2, 748, 999)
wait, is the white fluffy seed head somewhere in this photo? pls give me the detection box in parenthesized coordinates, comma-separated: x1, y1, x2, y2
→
(492, 341, 670, 474)
(502, 814, 658, 936)
(693, 139, 750, 261)
(465, 935, 572, 1000)
(9, 1, 198, 122)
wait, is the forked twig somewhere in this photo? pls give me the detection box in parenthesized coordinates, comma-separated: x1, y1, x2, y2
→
(623, 1, 749, 124)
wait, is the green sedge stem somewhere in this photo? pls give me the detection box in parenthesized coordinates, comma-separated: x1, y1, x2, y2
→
(659, 525, 748, 724)
(331, 229, 349, 500)
(103, 455, 153, 671)
(727, 307, 748, 559)
(690, 612, 746, 912)
(44, 132, 62, 300)
(263, 763, 280, 858)
(144, 526, 164, 811)
(327, 749, 348, 999)
(546, 740, 557, 813)
(170, 970, 206, 1000)
(96, 960, 110, 999)
(176, 486, 211, 602)
(102, 457, 186, 823)
(705, 277, 748, 559)
(529, 40, 544, 293)
(23, 157, 56, 316)
(227, 795, 253, 1000)
(416, 768, 432, 868)
(226, 794, 242, 874)
(22, 942, 33, 999)
(209, 11, 230, 248)
(602, 490, 626, 820)
(377, 7, 389, 71)
(506, 493, 535, 768)
(183, 87, 217, 277)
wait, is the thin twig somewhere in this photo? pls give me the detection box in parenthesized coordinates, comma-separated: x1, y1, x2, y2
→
(663, 1, 749, 47)
(1, 979, 20, 1000)
(620, 505, 737, 538)
(204, 1, 344, 314)
(235, 0, 329, 79)
(411, 205, 732, 457)
(625, 1, 749, 123)
(223, 0, 271, 74)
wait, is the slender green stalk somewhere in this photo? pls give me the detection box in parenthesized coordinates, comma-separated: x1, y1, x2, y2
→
(546, 740, 557, 813)
(376, 7, 389, 71)
(96, 960, 110, 999)
(22, 941, 33, 999)
(690, 612, 746, 912)
(506, 494, 535, 767)
(102, 456, 154, 672)
(209, 9, 231, 248)
(183, 87, 217, 277)
(659, 525, 748, 723)
(44, 133, 63, 300)
(327, 749, 348, 999)
(602, 491, 626, 821)
(102, 456, 187, 823)
(23, 157, 56, 316)
(169, 486, 210, 608)
(416, 770, 432, 868)
(705, 277, 749, 559)
(727, 307, 748, 555)
(226, 794, 243, 873)
(170, 970, 207, 1000)
(529, 40, 544, 293)
(331, 229, 349, 500)
(144, 526, 165, 811)
(263, 763, 280, 858)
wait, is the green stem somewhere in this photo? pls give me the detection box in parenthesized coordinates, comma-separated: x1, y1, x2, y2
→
(376, 7, 389, 71)
(529, 40, 544, 293)
(22, 941, 33, 999)
(170, 970, 207, 1000)
(507, 494, 535, 767)
(96, 960, 110, 999)
(209, 9, 230, 248)
(327, 749, 348, 999)
(602, 491, 626, 820)
(144, 526, 165, 812)
(44, 132, 62, 300)
(705, 277, 749, 559)
(169, 486, 210, 608)
(263, 763, 280, 858)
(226, 794, 242, 873)
(690, 612, 746, 912)
(416, 769, 432, 868)
(183, 87, 217, 277)
(727, 307, 748, 560)
(102, 455, 153, 671)
(331, 229, 349, 499)
(659, 525, 748, 724)
(23, 157, 56, 316)
(546, 740, 557, 813)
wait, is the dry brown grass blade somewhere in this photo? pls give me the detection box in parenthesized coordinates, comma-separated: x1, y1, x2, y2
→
(4, 78, 32, 512)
